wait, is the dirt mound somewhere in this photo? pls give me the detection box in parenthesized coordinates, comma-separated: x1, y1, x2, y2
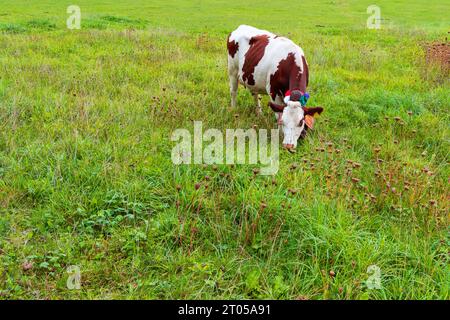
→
(426, 41, 450, 73)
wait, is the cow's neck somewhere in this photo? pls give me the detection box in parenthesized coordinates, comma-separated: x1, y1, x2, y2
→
(288, 56, 308, 94)
(288, 71, 306, 93)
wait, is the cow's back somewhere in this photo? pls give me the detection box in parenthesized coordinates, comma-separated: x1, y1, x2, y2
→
(227, 25, 305, 97)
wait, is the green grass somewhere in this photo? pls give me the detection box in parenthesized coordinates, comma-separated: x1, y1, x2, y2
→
(0, 0, 449, 299)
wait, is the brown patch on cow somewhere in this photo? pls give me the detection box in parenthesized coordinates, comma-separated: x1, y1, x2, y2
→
(268, 101, 285, 113)
(242, 35, 270, 85)
(303, 106, 323, 117)
(227, 33, 239, 58)
(425, 41, 449, 74)
(269, 53, 302, 100)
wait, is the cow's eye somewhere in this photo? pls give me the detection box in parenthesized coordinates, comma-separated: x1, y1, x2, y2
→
(298, 119, 304, 126)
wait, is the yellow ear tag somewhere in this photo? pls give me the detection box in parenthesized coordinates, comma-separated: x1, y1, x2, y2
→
(305, 115, 315, 129)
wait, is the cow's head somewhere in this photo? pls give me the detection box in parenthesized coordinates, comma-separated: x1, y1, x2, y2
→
(269, 100, 323, 150)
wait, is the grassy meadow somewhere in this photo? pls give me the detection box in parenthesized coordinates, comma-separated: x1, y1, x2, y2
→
(0, 0, 449, 299)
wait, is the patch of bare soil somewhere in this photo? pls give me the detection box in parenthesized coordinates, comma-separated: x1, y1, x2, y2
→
(425, 41, 450, 74)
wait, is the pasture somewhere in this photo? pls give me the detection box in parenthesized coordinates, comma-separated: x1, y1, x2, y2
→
(0, 0, 449, 299)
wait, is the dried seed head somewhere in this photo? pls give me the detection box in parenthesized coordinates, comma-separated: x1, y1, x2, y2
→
(22, 261, 33, 271)
(351, 177, 360, 183)
(176, 185, 182, 191)
(194, 183, 201, 190)
(329, 270, 336, 277)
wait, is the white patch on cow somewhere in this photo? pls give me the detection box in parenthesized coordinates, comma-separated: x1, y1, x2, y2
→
(280, 101, 305, 148)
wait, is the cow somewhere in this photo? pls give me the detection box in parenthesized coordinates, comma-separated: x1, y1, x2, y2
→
(227, 25, 323, 150)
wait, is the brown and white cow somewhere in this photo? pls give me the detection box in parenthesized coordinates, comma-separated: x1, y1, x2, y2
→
(227, 25, 323, 149)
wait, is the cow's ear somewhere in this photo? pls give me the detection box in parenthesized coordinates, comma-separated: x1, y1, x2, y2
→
(269, 102, 285, 113)
(303, 106, 323, 117)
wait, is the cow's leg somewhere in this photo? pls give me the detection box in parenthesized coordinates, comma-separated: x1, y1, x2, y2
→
(228, 56, 238, 108)
(270, 95, 285, 126)
(229, 75, 238, 108)
(253, 93, 262, 115)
